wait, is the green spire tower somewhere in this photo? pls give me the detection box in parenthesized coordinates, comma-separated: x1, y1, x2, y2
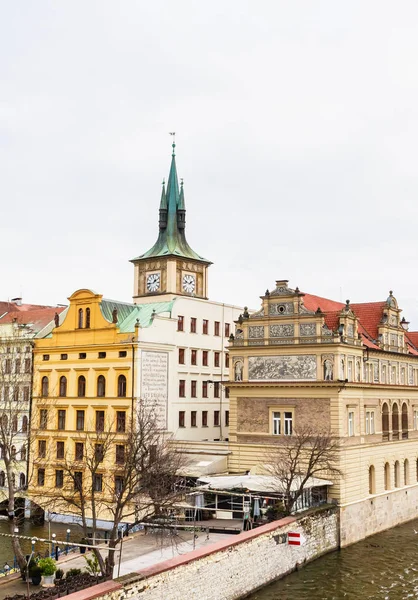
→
(131, 142, 211, 302)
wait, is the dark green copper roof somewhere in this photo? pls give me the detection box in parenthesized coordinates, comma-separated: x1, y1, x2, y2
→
(131, 144, 210, 263)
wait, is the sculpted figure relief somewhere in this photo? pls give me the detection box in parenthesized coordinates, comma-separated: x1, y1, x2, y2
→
(234, 361, 243, 382)
(324, 359, 333, 381)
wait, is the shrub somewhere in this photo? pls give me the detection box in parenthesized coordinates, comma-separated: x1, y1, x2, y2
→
(66, 568, 82, 579)
(55, 568, 64, 580)
(84, 554, 100, 576)
(38, 558, 57, 576)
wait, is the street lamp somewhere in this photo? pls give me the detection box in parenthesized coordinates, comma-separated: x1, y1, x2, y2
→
(66, 529, 71, 555)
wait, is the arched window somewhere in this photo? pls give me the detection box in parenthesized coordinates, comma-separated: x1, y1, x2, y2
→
(19, 473, 25, 488)
(394, 460, 400, 487)
(118, 375, 127, 398)
(382, 402, 389, 441)
(20, 445, 26, 461)
(11, 446, 16, 459)
(59, 376, 67, 397)
(392, 404, 399, 440)
(97, 375, 106, 398)
(41, 376, 49, 397)
(77, 375, 86, 398)
(12, 416, 17, 432)
(384, 462, 391, 490)
(78, 308, 84, 329)
(402, 403, 408, 439)
(0, 472, 5, 487)
(369, 465, 375, 494)
(85, 308, 91, 329)
(0, 445, 4, 459)
(1, 415, 8, 431)
(404, 459, 410, 485)
(22, 416, 28, 433)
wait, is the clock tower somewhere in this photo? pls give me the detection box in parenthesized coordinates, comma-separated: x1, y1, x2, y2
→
(131, 143, 212, 303)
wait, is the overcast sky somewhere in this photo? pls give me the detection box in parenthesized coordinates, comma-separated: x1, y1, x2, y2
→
(2, 2, 418, 325)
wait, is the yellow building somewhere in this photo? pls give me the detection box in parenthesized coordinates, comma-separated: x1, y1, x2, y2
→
(30, 289, 173, 524)
(227, 280, 418, 546)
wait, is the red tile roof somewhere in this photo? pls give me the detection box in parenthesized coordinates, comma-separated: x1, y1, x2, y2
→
(0, 302, 67, 335)
(302, 293, 345, 313)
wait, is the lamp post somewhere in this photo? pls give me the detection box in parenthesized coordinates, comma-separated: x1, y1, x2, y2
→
(51, 533, 56, 559)
(66, 529, 71, 555)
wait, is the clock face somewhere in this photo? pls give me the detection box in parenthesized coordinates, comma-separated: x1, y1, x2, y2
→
(146, 273, 160, 293)
(182, 274, 196, 294)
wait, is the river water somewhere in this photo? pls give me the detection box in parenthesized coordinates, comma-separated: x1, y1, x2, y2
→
(0, 520, 83, 567)
(247, 518, 418, 600)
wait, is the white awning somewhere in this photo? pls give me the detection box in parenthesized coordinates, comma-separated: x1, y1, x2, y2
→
(179, 454, 228, 477)
(196, 474, 333, 493)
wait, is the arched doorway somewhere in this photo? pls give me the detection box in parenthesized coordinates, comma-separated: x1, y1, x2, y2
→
(392, 404, 399, 440)
(402, 403, 408, 439)
(382, 403, 389, 441)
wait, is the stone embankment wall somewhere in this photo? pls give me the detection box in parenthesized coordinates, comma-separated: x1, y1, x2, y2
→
(69, 507, 338, 600)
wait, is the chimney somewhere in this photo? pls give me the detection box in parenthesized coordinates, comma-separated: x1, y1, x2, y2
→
(11, 298, 22, 307)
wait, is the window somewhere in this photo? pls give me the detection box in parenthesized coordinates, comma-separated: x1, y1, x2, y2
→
(74, 471, 83, 492)
(116, 411, 126, 433)
(0, 472, 4, 487)
(116, 445, 125, 465)
(178, 349, 185, 365)
(179, 380, 185, 398)
(119, 351, 127, 358)
(190, 318, 197, 333)
(225, 410, 230, 427)
(404, 459, 410, 485)
(394, 460, 401, 487)
(191, 349, 197, 365)
(214, 411, 220, 426)
(60, 354, 68, 361)
(214, 321, 220, 336)
(76, 410, 85, 431)
(179, 411, 185, 428)
(1, 415, 7, 431)
(20, 446, 26, 461)
(85, 308, 91, 329)
(39, 409, 48, 430)
(191, 411, 197, 427)
(78, 308, 83, 329)
(203, 319, 209, 335)
(225, 353, 229, 368)
(55, 470, 64, 488)
(177, 316, 184, 331)
(22, 416, 28, 433)
(202, 381, 208, 398)
(225, 323, 230, 337)
(117, 375, 127, 397)
(115, 476, 124, 495)
(3, 386, 8, 402)
(79, 353, 86, 359)
(214, 352, 220, 368)
(202, 411, 208, 427)
(97, 375, 106, 397)
(366, 411, 375, 434)
(348, 411, 354, 436)
(191, 380, 197, 398)
(75, 443, 84, 461)
(93, 474, 103, 492)
(225, 387, 230, 398)
(12, 416, 17, 432)
(41, 376, 49, 397)
(15, 359, 20, 373)
(98, 352, 106, 359)
(96, 410, 105, 432)
(23, 387, 29, 402)
(95, 444, 104, 463)
(56, 441, 64, 460)
(4, 360, 11, 374)
(37, 469, 45, 487)
(59, 376, 67, 397)
(38, 440, 46, 458)
(77, 375, 86, 397)
(214, 382, 220, 398)
(273, 412, 281, 435)
(13, 388, 19, 402)
(284, 412, 293, 435)
(202, 351, 208, 366)
(57, 410, 66, 431)
(369, 465, 375, 494)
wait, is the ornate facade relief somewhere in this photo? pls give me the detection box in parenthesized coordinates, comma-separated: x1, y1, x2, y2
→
(269, 302, 294, 316)
(248, 355, 317, 381)
(249, 326, 264, 338)
(347, 324, 354, 338)
(300, 323, 316, 337)
(269, 324, 294, 338)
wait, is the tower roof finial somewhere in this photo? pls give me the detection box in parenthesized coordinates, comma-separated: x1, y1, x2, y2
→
(169, 132, 176, 156)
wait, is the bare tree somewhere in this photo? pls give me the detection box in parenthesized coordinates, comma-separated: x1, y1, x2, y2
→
(44, 401, 186, 577)
(266, 426, 342, 516)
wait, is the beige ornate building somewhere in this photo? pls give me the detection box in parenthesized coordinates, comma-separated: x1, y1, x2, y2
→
(227, 280, 418, 545)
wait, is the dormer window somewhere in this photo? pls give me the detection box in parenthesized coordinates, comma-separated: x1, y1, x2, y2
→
(85, 308, 91, 329)
(78, 308, 84, 329)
